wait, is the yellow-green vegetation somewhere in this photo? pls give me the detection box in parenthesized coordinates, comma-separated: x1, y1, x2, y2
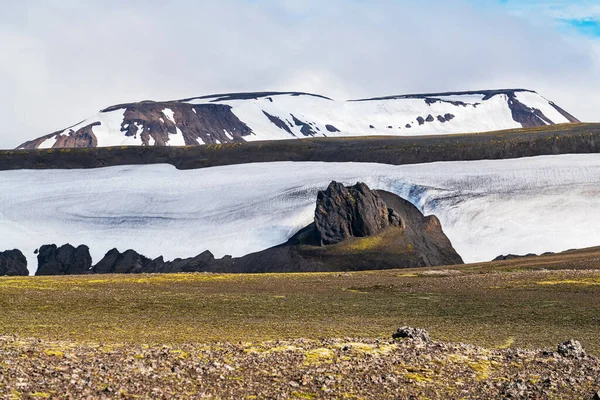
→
(2, 248, 600, 353)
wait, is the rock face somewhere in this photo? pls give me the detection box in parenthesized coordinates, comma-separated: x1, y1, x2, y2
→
(35, 244, 92, 276)
(0, 250, 28, 276)
(315, 182, 402, 245)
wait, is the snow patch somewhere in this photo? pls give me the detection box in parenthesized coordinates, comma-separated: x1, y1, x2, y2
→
(162, 108, 176, 124)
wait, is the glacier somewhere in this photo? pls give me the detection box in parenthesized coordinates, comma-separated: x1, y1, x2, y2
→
(1, 154, 600, 271)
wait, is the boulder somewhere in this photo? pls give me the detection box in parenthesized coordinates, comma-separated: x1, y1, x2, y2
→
(557, 339, 585, 358)
(314, 181, 402, 245)
(0, 249, 28, 276)
(392, 327, 431, 342)
(35, 244, 92, 276)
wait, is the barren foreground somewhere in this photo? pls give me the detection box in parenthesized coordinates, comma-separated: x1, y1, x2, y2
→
(2, 248, 600, 398)
(1, 335, 599, 399)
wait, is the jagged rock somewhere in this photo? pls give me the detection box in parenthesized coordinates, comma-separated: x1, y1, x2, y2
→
(425, 114, 435, 122)
(159, 251, 218, 273)
(35, 244, 92, 276)
(314, 181, 402, 245)
(557, 339, 585, 358)
(392, 327, 431, 343)
(416, 117, 425, 126)
(0, 249, 28, 276)
(92, 249, 153, 274)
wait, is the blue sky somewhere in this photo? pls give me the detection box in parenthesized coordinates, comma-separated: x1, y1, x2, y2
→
(496, 0, 600, 36)
(0, 0, 599, 148)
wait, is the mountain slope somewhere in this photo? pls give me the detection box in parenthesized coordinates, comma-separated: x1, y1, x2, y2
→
(17, 89, 579, 149)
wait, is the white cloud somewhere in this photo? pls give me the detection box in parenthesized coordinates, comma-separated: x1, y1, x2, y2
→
(0, 0, 598, 148)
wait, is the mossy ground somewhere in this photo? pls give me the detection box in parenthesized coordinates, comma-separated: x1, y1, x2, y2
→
(2, 247, 600, 353)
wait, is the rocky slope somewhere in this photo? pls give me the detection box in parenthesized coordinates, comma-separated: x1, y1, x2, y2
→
(17, 89, 579, 149)
(27, 182, 461, 275)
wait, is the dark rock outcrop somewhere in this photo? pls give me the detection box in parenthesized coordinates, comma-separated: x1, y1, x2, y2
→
(225, 184, 463, 273)
(0, 250, 28, 276)
(92, 249, 154, 274)
(314, 182, 402, 245)
(417, 117, 425, 126)
(325, 124, 340, 133)
(557, 339, 585, 358)
(393, 327, 431, 342)
(35, 244, 91, 276)
(263, 112, 294, 135)
(291, 115, 317, 137)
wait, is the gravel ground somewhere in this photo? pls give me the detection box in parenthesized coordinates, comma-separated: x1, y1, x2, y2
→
(1, 335, 599, 399)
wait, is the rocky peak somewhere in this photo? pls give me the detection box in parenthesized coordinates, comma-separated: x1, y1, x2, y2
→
(0, 249, 28, 276)
(35, 244, 92, 276)
(314, 181, 403, 245)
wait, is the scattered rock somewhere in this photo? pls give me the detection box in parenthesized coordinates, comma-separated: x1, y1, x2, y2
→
(444, 113, 455, 121)
(325, 124, 340, 133)
(416, 117, 425, 126)
(0, 249, 28, 276)
(314, 181, 402, 245)
(557, 339, 585, 358)
(35, 244, 92, 276)
(425, 114, 435, 122)
(405, 124, 411, 128)
(392, 327, 431, 343)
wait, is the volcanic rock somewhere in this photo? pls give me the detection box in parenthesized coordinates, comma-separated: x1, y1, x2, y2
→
(314, 181, 402, 245)
(0, 249, 28, 276)
(557, 339, 585, 358)
(35, 244, 92, 276)
(92, 249, 154, 274)
(393, 327, 431, 342)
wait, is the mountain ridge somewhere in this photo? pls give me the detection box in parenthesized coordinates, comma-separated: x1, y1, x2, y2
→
(17, 88, 580, 150)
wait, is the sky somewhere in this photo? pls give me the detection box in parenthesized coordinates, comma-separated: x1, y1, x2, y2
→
(0, 0, 599, 148)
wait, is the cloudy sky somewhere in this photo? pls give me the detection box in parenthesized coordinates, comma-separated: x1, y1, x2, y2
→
(1, 0, 599, 148)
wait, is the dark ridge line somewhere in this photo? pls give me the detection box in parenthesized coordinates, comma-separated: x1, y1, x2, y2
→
(351, 89, 536, 102)
(179, 91, 334, 102)
(99, 89, 536, 114)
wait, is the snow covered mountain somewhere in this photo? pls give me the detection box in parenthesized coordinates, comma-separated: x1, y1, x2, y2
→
(17, 89, 579, 149)
(2, 155, 600, 270)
